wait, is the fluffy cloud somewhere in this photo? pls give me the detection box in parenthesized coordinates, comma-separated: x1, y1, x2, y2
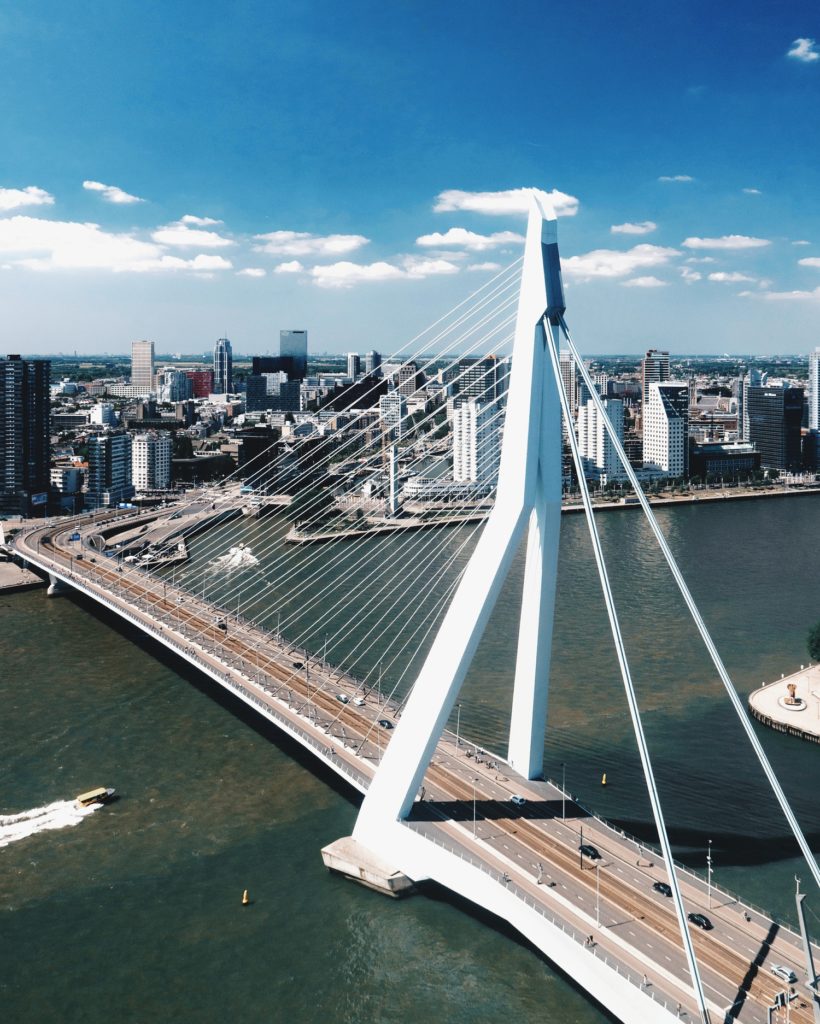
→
(151, 220, 234, 248)
(621, 276, 667, 288)
(707, 271, 755, 282)
(0, 186, 54, 212)
(310, 256, 459, 289)
(0, 215, 232, 273)
(798, 257, 820, 268)
(611, 221, 657, 235)
(433, 187, 580, 217)
(82, 180, 144, 204)
(658, 175, 693, 183)
(562, 243, 680, 281)
(467, 262, 502, 272)
(415, 227, 524, 251)
(254, 230, 369, 257)
(742, 188, 762, 195)
(274, 260, 305, 274)
(237, 267, 266, 277)
(683, 235, 770, 250)
(681, 267, 702, 283)
(787, 38, 819, 63)
(750, 286, 820, 301)
(181, 214, 222, 226)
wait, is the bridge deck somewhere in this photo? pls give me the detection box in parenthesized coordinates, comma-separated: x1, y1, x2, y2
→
(11, 509, 819, 1024)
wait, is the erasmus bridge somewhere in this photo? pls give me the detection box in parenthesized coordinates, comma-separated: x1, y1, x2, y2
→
(11, 194, 820, 1024)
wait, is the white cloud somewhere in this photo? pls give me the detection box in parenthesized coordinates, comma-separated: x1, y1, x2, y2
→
(683, 234, 770, 250)
(751, 286, 820, 302)
(0, 215, 232, 273)
(793, 240, 811, 246)
(562, 243, 680, 281)
(610, 221, 657, 235)
(742, 188, 762, 195)
(787, 38, 819, 63)
(0, 186, 54, 212)
(621, 276, 667, 288)
(310, 256, 459, 289)
(798, 257, 820, 268)
(707, 271, 755, 282)
(681, 267, 702, 283)
(82, 180, 144, 204)
(151, 220, 234, 248)
(658, 175, 694, 183)
(254, 230, 369, 257)
(415, 227, 524, 251)
(685, 256, 716, 264)
(274, 260, 305, 274)
(433, 187, 580, 217)
(237, 267, 266, 278)
(467, 262, 502, 272)
(180, 214, 222, 226)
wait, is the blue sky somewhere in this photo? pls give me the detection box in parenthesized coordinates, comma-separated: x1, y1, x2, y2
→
(1, 0, 819, 356)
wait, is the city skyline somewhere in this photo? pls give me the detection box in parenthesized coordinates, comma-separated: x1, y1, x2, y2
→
(1, 2, 819, 356)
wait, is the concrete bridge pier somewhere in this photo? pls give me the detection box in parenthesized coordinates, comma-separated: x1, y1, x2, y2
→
(321, 836, 415, 897)
(47, 573, 68, 597)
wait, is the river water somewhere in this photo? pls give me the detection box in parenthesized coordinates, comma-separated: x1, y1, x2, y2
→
(1, 495, 818, 1024)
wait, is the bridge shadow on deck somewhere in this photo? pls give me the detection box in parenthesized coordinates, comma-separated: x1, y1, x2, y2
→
(409, 798, 587, 823)
(724, 920, 779, 1023)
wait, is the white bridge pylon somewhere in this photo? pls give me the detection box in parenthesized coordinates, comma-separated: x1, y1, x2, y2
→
(354, 192, 565, 834)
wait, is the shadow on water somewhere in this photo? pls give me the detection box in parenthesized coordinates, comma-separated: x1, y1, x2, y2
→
(63, 590, 364, 808)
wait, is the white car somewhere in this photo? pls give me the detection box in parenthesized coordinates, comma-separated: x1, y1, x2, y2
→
(353, 697, 365, 707)
(770, 964, 797, 984)
(335, 694, 349, 704)
(510, 795, 527, 807)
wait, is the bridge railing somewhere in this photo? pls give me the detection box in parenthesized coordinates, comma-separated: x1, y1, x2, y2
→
(413, 825, 679, 1015)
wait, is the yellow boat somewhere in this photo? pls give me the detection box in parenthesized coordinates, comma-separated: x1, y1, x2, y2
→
(75, 787, 116, 808)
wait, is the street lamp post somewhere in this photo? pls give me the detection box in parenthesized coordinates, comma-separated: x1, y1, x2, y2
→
(473, 777, 478, 838)
(561, 761, 566, 821)
(456, 702, 462, 754)
(707, 839, 713, 910)
(596, 862, 601, 927)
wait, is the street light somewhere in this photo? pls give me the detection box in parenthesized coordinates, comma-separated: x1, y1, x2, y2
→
(473, 776, 479, 838)
(707, 839, 713, 910)
(561, 761, 566, 821)
(596, 862, 601, 927)
(456, 702, 462, 754)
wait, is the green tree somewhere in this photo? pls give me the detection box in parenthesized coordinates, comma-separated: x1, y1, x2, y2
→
(808, 621, 820, 662)
(287, 486, 335, 524)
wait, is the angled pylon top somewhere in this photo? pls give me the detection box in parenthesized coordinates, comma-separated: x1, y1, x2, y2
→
(529, 191, 565, 325)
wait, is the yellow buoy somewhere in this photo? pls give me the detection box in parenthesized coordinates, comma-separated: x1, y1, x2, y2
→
(242, 889, 249, 906)
(601, 773, 607, 786)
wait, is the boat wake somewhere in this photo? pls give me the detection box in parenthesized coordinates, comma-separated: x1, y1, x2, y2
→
(0, 799, 101, 849)
(205, 543, 260, 575)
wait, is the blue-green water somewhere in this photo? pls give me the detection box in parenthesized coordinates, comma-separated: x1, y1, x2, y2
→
(1, 495, 818, 1023)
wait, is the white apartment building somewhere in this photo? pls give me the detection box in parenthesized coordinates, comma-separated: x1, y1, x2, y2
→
(90, 402, 116, 426)
(577, 398, 625, 482)
(132, 432, 172, 491)
(379, 392, 407, 441)
(809, 347, 820, 432)
(452, 398, 500, 490)
(643, 382, 689, 477)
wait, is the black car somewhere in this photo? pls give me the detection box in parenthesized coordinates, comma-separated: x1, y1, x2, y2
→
(579, 844, 601, 861)
(653, 881, 672, 897)
(687, 912, 713, 930)
(292, 661, 304, 669)
(377, 719, 394, 729)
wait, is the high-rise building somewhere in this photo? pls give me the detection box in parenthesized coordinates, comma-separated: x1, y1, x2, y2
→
(641, 349, 670, 411)
(643, 382, 689, 477)
(185, 368, 214, 398)
(736, 368, 765, 441)
(365, 350, 381, 376)
(90, 402, 116, 426)
(559, 350, 578, 413)
(213, 337, 233, 394)
(86, 431, 134, 508)
(132, 432, 172, 491)
(452, 399, 500, 490)
(158, 368, 193, 403)
(0, 355, 51, 515)
(456, 356, 507, 403)
(396, 361, 421, 398)
(379, 392, 407, 441)
(131, 340, 155, 395)
(280, 330, 308, 380)
(808, 347, 820, 432)
(577, 398, 625, 481)
(347, 353, 361, 380)
(748, 385, 804, 471)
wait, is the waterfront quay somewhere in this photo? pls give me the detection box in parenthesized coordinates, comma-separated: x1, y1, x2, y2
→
(10, 509, 819, 1024)
(749, 664, 820, 743)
